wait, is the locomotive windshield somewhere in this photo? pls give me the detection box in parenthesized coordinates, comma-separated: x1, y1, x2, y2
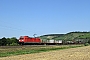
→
(20, 38, 24, 40)
(19, 36, 24, 40)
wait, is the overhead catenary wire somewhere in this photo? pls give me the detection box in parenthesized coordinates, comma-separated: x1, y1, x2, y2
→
(0, 24, 30, 32)
(0, 20, 39, 37)
(0, 20, 32, 33)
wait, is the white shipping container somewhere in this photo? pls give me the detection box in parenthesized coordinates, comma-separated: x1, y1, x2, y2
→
(49, 40, 54, 43)
(54, 40, 62, 43)
(58, 40, 62, 43)
(54, 40, 58, 43)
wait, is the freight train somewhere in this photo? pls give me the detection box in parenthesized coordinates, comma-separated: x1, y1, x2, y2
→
(19, 36, 63, 45)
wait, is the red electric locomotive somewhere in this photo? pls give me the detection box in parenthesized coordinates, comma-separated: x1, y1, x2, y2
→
(19, 36, 41, 45)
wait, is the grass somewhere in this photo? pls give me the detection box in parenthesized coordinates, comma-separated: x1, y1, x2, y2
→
(0, 45, 83, 57)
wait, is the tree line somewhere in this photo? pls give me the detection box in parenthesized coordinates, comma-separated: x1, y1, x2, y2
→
(0, 37, 19, 46)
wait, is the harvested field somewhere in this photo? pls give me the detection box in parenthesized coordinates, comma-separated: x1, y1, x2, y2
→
(0, 46, 90, 60)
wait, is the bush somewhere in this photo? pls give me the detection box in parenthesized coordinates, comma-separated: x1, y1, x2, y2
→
(10, 43, 18, 46)
(84, 43, 89, 46)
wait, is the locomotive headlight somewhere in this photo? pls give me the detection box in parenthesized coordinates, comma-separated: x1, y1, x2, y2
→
(22, 40, 24, 41)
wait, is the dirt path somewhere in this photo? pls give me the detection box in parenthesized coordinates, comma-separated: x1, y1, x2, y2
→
(0, 46, 90, 60)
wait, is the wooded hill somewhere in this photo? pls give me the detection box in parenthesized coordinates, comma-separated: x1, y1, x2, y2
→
(40, 32, 90, 41)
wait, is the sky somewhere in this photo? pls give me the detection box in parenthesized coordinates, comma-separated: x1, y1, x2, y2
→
(0, 0, 90, 38)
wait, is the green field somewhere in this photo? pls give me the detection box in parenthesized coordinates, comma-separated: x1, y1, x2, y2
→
(0, 45, 84, 57)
